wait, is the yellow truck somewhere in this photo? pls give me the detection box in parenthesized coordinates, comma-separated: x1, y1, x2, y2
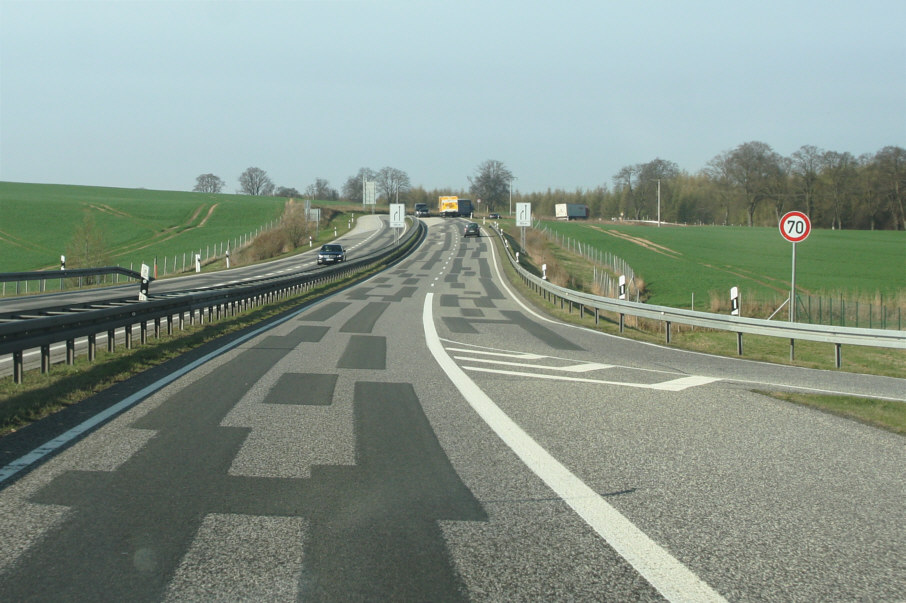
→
(439, 196, 474, 218)
(439, 196, 460, 218)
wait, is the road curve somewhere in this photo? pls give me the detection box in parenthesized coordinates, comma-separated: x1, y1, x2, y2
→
(0, 217, 903, 601)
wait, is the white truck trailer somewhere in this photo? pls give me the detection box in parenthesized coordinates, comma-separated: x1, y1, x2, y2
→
(555, 203, 589, 220)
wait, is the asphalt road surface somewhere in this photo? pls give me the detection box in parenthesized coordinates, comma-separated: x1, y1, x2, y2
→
(0, 214, 396, 377)
(0, 217, 903, 601)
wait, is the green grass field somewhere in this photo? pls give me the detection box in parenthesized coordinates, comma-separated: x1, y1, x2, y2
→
(0, 182, 288, 273)
(538, 220, 906, 312)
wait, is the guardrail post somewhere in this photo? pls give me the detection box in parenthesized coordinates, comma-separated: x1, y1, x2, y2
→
(665, 321, 671, 344)
(41, 344, 50, 374)
(790, 338, 795, 361)
(108, 329, 115, 352)
(66, 339, 75, 365)
(834, 343, 842, 368)
(13, 351, 23, 384)
(88, 334, 96, 361)
(125, 325, 132, 349)
(736, 332, 743, 356)
(619, 314, 625, 333)
(594, 308, 599, 325)
(154, 317, 161, 338)
(140, 321, 148, 345)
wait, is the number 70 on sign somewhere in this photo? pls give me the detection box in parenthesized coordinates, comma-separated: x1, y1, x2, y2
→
(780, 211, 811, 243)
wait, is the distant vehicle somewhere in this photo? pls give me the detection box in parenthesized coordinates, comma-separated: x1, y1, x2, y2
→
(317, 243, 346, 265)
(488, 212, 501, 219)
(438, 196, 474, 218)
(463, 222, 480, 237)
(439, 196, 459, 218)
(555, 203, 589, 220)
(414, 203, 429, 217)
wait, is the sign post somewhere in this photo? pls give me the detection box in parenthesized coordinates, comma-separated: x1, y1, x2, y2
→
(779, 211, 811, 322)
(363, 181, 376, 214)
(389, 203, 405, 244)
(515, 202, 531, 251)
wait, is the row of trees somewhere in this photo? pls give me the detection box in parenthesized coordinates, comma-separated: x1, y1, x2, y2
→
(469, 144, 903, 230)
(193, 168, 341, 201)
(194, 143, 905, 230)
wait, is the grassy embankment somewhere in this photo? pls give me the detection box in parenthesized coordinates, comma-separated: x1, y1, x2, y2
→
(493, 218, 906, 435)
(0, 182, 372, 433)
(0, 181, 368, 280)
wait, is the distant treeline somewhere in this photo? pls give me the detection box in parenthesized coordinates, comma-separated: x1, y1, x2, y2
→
(402, 143, 905, 230)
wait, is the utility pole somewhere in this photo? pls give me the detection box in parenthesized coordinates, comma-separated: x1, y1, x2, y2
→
(657, 179, 661, 227)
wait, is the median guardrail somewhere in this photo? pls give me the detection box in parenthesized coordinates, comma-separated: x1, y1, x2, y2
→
(492, 224, 906, 368)
(1, 219, 425, 383)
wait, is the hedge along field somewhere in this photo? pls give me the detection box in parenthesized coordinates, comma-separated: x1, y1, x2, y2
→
(0, 182, 287, 273)
(539, 220, 906, 311)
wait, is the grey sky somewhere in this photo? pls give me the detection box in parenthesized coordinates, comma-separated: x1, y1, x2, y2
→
(1, 0, 903, 195)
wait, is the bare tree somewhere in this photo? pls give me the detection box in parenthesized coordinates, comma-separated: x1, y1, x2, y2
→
(376, 167, 411, 203)
(790, 145, 823, 218)
(275, 186, 301, 198)
(725, 141, 785, 226)
(821, 150, 858, 230)
(238, 167, 275, 196)
(281, 202, 312, 248)
(65, 213, 112, 283)
(305, 178, 338, 201)
(703, 151, 734, 225)
(613, 164, 640, 219)
(468, 159, 514, 213)
(193, 173, 225, 193)
(636, 159, 680, 221)
(342, 168, 378, 203)
(875, 145, 906, 230)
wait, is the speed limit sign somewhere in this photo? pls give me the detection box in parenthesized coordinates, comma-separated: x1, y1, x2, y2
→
(780, 211, 811, 243)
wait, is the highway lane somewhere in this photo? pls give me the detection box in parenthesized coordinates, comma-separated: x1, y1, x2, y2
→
(0, 213, 392, 314)
(0, 217, 903, 601)
(0, 215, 394, 378)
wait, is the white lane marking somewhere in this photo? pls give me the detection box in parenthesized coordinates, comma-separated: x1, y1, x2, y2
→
(445, 347, 546, 361)
(423, 293, 727, 603)
(650, 376, 722, 391)
(461, 365, 718, 391)
(481, 232, 906, 403)
(453, 356, 614, 373)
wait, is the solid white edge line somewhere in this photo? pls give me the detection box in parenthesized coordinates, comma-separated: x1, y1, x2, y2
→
(484, 227, 906, 403)
(423, 292, 727, 603)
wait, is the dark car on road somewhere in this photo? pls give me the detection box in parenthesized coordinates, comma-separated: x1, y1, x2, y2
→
(317, 244, 347, 264)
(488, 213, 501, 219)
(463, 223, 480, 237)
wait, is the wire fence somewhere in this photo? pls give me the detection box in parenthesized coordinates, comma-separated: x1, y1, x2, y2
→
(536, 223, 640, 302)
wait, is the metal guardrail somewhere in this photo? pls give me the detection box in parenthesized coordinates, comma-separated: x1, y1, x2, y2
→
(0, 266, 145, 296)
(492, 224, 906, 368)
(1, 219, 425, 383)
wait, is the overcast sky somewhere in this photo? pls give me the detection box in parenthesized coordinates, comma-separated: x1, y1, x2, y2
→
(1, 0, 903, 195)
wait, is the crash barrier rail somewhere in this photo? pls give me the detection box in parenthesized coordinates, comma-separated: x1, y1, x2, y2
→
(491, 224, 906, 369)
(0, 266, 144, 296)
(0, 219, 425, 383)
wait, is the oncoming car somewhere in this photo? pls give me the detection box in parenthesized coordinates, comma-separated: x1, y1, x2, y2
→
(463, 223, 480, 237)
(317, 244, 347, 265)
(488, 212, 501, 219)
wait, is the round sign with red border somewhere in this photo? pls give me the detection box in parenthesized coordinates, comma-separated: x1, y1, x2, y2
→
(780, 211, 811, 243)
